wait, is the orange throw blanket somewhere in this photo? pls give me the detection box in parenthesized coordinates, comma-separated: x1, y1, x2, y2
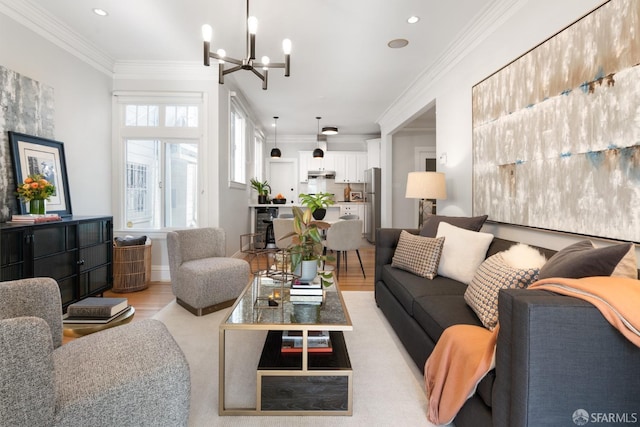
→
(424, 324, 498, 425)
(424, 276, 640, 425)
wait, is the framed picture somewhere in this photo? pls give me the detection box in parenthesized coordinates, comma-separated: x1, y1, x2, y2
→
(9, 132, 72, 216)
(350, 191, 363, 201)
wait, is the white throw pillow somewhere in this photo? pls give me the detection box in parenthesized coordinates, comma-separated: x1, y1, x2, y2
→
(436, 222, 494, 284)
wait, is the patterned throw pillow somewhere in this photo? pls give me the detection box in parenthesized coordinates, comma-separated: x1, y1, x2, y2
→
(465, 245, 545, 330)
(391, 230, 445, 279)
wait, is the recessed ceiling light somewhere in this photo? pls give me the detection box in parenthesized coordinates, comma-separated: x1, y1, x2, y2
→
(407, 16, 420, 24)
(93, 8, 108, 17)
(388, 39, 409, 49)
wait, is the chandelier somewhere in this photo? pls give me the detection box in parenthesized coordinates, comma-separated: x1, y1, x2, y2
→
(201, 0, 291, 90)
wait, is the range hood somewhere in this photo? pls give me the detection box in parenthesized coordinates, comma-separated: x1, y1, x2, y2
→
(308, 170, 336, 178)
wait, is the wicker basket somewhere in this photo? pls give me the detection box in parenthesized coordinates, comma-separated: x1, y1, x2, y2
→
(112, 240, 151, 292)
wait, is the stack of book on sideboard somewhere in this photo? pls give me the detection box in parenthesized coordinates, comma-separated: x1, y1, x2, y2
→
(289, 280, 324, 304)
(9, 213, 62, 224)
(281, 330, 333, 354)
(63, 297, 129, 324)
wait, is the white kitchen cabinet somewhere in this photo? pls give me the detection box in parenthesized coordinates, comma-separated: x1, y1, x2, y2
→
(299, 151, 337, 182)
(335, 152, 368, 183)
(366, 138, 381, 168)
(339, 203, 366, 233)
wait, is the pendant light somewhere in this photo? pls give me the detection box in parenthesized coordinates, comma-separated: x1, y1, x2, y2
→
(313, 116, 324, 158)
(270, 116, 281, 158)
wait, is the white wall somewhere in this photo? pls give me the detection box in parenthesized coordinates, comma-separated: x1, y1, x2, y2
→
(0, 13, 113, 216)
(391, 131, 436, 229)
(380, 0, 637, 256)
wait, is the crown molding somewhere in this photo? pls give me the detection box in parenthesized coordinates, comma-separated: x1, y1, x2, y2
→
(0, 0, 115, 76)
(377, 0, 527, 133)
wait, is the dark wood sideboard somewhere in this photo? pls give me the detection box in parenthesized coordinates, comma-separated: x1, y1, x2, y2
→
(0, 216, 113, 310)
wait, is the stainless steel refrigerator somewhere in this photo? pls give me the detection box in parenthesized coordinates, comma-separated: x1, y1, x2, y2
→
(364, 167, 381, 243)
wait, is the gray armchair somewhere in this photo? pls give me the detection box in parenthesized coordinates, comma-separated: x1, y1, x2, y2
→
(166, 227, 250, 316)
(0, 277, 190, 427)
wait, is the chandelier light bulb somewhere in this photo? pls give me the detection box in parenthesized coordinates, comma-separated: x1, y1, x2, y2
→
(216, 49, 226, 64)
(261, 56, 270, 70)
(247, 16, 258, 34)
(282, 38, 292, 54)
(201, 24, 213, 42)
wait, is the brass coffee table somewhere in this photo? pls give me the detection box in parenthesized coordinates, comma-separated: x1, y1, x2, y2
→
(219, 273, 353, 416)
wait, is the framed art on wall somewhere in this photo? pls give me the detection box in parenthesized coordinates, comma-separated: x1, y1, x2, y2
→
(350, 191, 363, 201)
(9, 132, 72, 216)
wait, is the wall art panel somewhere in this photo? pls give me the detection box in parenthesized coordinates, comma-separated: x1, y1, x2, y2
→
(0, 66, 55, 222)
(472, 0, 640, 242)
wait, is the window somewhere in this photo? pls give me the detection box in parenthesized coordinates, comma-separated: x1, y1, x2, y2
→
(229, 99, 247, 185)
(115, 94, 204, 230)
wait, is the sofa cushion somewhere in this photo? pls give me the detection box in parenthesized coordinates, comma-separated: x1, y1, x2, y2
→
(538, 240, 638, 280)
(391, 231, 445, 279)
(381, 265, 467, 315)
(420, 214, 488, 238)
(413, 295, 483, 343)
(436, 222, 494, 285)
(465, 249, 543, 330)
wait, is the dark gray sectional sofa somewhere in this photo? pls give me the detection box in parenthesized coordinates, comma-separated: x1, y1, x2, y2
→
(375, 227, 640, 427)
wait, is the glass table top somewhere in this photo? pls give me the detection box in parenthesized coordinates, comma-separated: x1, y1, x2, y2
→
(223, 273, 352, 330)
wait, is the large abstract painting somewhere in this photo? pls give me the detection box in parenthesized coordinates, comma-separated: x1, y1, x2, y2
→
(0, 66, 55, 222)
(472, 0, 640, 242)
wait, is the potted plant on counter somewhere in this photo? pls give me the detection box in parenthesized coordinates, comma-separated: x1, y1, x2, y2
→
(281, 206, 333, 284)
(299, 192, 335, 220)
(250, 178, 271, 204)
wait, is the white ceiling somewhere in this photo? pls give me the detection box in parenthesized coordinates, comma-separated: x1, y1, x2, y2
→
(23, 0, 492, 136)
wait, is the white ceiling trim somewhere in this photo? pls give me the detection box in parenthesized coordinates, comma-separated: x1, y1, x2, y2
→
(0, 0, 115, 76)
(377, 0, 527, 134)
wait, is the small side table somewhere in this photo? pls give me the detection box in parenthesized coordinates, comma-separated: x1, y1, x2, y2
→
(63, 306, 135, 338)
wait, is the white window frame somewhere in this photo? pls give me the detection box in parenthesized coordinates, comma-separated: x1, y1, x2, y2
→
(112, 92, 207, 233)
(229, 97, 247, 187)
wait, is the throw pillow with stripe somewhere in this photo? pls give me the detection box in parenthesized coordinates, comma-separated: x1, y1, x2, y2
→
(391, 230, 445, 279)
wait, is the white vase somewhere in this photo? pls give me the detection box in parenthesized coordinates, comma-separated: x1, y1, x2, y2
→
(295, 259, 318, 282)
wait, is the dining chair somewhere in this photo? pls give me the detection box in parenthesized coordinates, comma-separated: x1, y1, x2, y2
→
(339, 214, 359, 220)
(323, 219, 366, 278)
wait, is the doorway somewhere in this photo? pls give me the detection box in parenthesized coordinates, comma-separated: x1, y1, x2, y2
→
(266, 158, 298, 204)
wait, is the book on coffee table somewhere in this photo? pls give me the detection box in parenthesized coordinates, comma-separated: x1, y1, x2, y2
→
(290, 281, 323, 295)
(63, 306, 131, 324)
(66, 297, 128, 318)
(281, 330, 332, 353)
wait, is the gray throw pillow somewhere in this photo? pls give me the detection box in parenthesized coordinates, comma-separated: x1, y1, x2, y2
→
(419, 214, 488, 238)
(538, 240, 637, 280)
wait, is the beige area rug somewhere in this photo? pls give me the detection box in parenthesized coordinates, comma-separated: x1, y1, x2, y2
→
(153, 291, 443, 427)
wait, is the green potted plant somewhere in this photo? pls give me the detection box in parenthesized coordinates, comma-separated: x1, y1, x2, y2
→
(299, 192, 335, 220)
(250, 178, 271, 204)
(281, 206, 333, 284)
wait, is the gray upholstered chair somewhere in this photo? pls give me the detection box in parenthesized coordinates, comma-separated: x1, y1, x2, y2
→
(0, 277, 190, 427)
(324, 219, 366, 278)
(166, 227, 250, 316)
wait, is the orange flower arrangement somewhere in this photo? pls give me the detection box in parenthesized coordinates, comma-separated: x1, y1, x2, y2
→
(16, 174, 56, 202)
